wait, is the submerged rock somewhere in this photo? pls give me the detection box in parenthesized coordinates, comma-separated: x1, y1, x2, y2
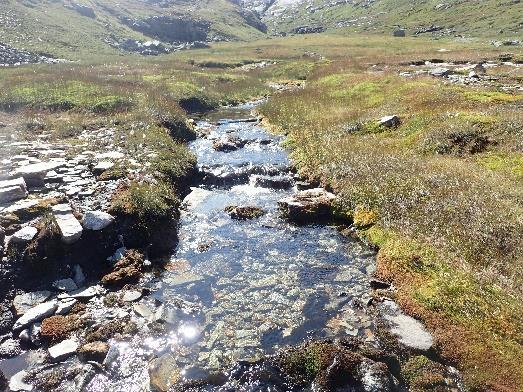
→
(78, 341, 109, 363)
(254, 175, 294, 190)
(278, 188, 336, 223)
(213, 136, 247, 152)
(149, 353, 180, 392)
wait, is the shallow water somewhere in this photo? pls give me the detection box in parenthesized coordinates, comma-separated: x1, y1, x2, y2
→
(1, 103, 378, 391)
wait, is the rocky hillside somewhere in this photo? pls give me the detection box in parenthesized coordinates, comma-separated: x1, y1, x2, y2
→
(0, 0, 266, 61)
(243, 0, 522, 38)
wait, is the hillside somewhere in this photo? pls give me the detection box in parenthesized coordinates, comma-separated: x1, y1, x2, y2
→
(0, 0, 266, 60)
(243, 0, 522, 38)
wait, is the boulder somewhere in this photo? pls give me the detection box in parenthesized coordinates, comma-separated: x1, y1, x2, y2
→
(224, 205, 265, 220)
(12, 291, 52, 316)
(149, 353, 181, 392)
(278, 188, 336, 223)
(384, 313, 433, 352)
(52, 204, 83, 244)
(53, 278, 78, 292)
(82, 210, 114, 230)
(254, 175, 294, 190)
(393, 28, 406, 37)
(78, 341, 109, 363)
(10, 226, 38, 244)
(12, 162, 64, 187)
(9, 370, 33, 391)
(379, 115, 401, 128)
(213, 136, 247, 152)
(0, 177, 28, 203)
(48, 338, 79, 361)
(13, 300, 58, 331)
(429, 67, 450, 77)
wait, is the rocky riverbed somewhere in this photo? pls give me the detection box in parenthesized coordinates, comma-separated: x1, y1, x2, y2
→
(0, 101, 464, 391)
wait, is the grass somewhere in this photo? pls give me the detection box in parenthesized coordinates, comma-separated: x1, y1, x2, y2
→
(257, 38, 523, 390)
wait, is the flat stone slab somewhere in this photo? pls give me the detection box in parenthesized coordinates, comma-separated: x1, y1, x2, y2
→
(10, 226, 38, 244)
(0, 177, 28, 204)
(52, 204, 83, 244)
(12, 290, 52, 316)
(13, 161, 64, 187)
(13, 300, 58, 331)
(48, 339, 79, 361)
(384, 313, 433, 351)
(83, 210, 114, 230)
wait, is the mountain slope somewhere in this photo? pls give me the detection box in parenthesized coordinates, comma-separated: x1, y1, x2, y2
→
(0, 0, 266, 59)
(245, 0, 522, 38)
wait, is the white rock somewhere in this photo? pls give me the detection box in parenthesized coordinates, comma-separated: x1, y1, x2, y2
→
(13, 300, 58, 331)
(52, 204, 83, 244)
(68, 286, 100, 299)
(56, 299, 78, 315)
(122, 290, 142, 302)
(9, 370, 33, 391)
(83, 210, 114, 230)
(53, 278, 78, 292)
(0, 177, 28, 203)
(379, 115, 401, 128)
(48, 339, 79, 361)
(13, 161, 64, 187)
(12, 290, 52, 316)
(384, 313, 433, 351)
(10, 226, 38, 244)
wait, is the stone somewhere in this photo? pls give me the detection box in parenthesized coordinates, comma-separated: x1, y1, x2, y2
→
(13, 300, 58, 331)
(379, 115, 401, 128)
(69, 286, 100, 299)
(48, 338, 79, 361)
(92, 161, 114, 175)
(213, 136, 247, 152)
(393, 28, 406, 37)
(82, 210, 114, 230)
(9, 371, 33, 391)
(224, 205, 265, 220)
(10, 226, 38, 244)
(429, 67, 450, 77)
(12, 290, 52, 316)
(122, 290, 142, 302)
(52, 204, 83, 244)
(53, 278, 78, 292)
(278, 188, 336, 223)
(384, 313, 433, 351)
(133, 303, 154, 319)
(56, 299, 78, 315)
(149, 353, 180, 392)
(0, 177, 28, 203)
(13, 161, 64, 187)
(253, 175, 293, 190)
(78, 341, 109, 363)
(73, 264, 86, 287)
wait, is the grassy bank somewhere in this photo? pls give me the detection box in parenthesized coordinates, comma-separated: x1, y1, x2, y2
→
(258, 43, 523, 390)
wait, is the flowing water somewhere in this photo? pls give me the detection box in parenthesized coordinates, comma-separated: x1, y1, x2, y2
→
(1, 102, 379, 391)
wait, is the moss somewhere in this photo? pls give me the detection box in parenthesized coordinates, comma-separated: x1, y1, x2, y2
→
(40, 314, 84, 342)
(463, 90, 523, 104)
(402, 356, 447, 391)
(101, 249, 144, 287)
(353, 205, 379, 228)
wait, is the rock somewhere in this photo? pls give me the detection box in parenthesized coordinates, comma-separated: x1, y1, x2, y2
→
(56, 299, 77, 315)
(53, 278, 78, 292)
(48, 338, 79, 361)
(472, 63, 486, 75)
(254, 175, 293, 190)
(213, 136, 247, 152)
(0, 338, 21, 357)
(429, 67, 450, 77)
(82, 210, 114, 230)
(393, 28, 406, 37)
(13, 162, 64, 187)
(149, 353, 180, 392)
(122, 290, 142, 302)
(12, 290, 52, 316)
(133, 303, 154, 319)
(0, 177, 28, 203)
(384, 313, 433, 351)
(101, 250, 143, 287)
(52, 204, 83, 244)
(379, 115, 401, 128)
(278, 188, 336, 223)
(10, 226, 38, 244)
(29, 323, 42, 346)
(9, 370, 33, 391)
(78, 341, 109, 363)
(69, 286, 99, 299)
(370, 279, 391, 290)
(224, 205, 265, 220)
(92, 161, 114, 175)
(73, 264, 86, 287)
(13, 300, 58, 331)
